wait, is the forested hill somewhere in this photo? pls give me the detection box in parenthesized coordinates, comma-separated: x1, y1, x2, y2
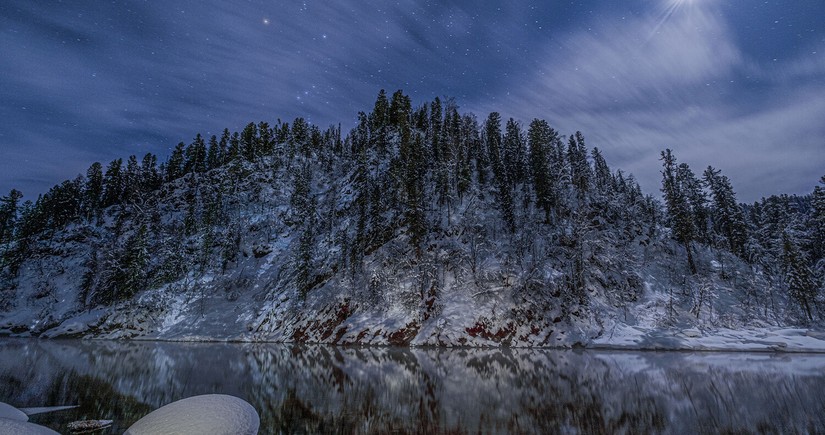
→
(0, 90, 823, 346)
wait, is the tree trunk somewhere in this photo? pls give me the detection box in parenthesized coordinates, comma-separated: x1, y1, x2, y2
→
(684, 241, 697, 275)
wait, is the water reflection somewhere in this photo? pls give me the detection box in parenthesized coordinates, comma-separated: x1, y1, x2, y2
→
(1, 339, 824, 434)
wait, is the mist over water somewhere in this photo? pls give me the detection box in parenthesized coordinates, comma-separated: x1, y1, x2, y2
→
(1, 339, 824, 434)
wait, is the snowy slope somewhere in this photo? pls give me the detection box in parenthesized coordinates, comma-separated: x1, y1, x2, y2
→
(1, 95, 822, 350)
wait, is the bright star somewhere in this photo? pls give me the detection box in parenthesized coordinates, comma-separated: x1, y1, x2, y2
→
(262, 18, 270, 25)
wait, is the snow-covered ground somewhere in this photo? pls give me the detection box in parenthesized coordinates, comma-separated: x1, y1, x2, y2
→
(593, 325, 825, 352)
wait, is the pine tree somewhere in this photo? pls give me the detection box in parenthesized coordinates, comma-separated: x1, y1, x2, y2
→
(185, 133, 207, 173)
(45, 178, 82, 228)
(370, 90, 390, 156)
(124, 155, 141, 203)
(389, 90, 412, 129)
(258, 121, 274, 156)
(292, 162, 316, 297)
(484, 112, 505, 185)
(591, 147, 611, 195)
(10, 199, 43, 268)
(83, 162, 103, 221)
(296, 202, 316, 298)
(240, 122, 259, 162)
(226, 132, 241, 162)
(782, 231, 816, 321)
(527, 119, 555, 222)
(704, 166, 748, 257)
(482, 112, 516, 231)
(811, 175, 825, 261)
(218, 129, 231, 165)
(0, 189, 23, 245)
(118, 224, 150, 301)
(457, 114, 477, 196)
(430, 97, 452, 209)
(166, 142, 186, 181)
(503, 118, 526, 186)
(290, 163, 312, 216)
(568, 132, 592, 199)
(206, 135, 221, 170)
(290, 118, 310, 159)
(678, 163, 709, 243)
(102, 158, 124, 207)
(661, 149, 697, 274)
(396, 101, 426, 257)
(140, 153, 161, 193)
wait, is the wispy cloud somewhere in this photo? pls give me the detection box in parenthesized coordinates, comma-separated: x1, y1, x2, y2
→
(1, 1, 822, 202)
(477, 3, 825, 201)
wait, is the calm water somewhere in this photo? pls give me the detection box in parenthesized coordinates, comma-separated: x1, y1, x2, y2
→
(1, 339, 824, 434)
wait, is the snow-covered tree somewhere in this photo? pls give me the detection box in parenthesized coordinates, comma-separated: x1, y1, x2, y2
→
(782, 231, 817, 321)
(660, 149, 697, 274)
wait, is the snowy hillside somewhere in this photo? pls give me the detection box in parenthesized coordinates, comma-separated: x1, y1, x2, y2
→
(1, 90, 823, 348)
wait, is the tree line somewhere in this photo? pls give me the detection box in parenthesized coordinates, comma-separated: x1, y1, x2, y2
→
(0, 89, 822, 323)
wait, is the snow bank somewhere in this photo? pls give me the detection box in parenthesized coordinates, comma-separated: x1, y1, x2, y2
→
(592, 326, 825, 352)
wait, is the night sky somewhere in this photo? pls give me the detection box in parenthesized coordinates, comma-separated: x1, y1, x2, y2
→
(1, 0, 823, 202)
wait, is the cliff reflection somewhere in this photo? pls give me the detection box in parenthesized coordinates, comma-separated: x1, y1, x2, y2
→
(1, 340, 824, 434)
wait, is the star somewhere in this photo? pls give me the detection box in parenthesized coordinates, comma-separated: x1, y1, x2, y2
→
(262, 18, 270, 25)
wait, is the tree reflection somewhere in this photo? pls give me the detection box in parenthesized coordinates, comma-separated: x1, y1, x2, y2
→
(0, 340, 823, 434)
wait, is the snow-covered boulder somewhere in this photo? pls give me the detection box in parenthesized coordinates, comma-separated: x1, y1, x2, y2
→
(124, 394, 259, 435)
(0, 402, 28, 421)
(0, 418, 59, 435)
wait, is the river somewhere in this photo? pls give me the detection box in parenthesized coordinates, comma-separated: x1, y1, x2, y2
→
(1, 339, 824, 434)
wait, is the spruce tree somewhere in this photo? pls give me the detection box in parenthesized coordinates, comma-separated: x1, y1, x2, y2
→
(703, 166, 748, 257)
(661, 149, 697, 274)
(782, 231, 816, 321)
(296, 202, 316, 298)
(258, 121, 274, 156)
(389, 90, 412, 129)
(370, 90, 390, 156)
(218, 129, 231, 165)
(120, 224, 150, 301)
(0, 189, 23, 245)
(290, 118, 310, 159)
(591, 147, 611, 195)
(811, 175, 825, 261)
(226, 132, 242, 162)
(503, 118, 526, 186)
(140, 153, 161, 193)
(484, 112, 505, 185)
(166, 142, 186, 181)
(83, 163, 103, 221)
(206, 135, 221, 170)
(527, 119, 554, 222)
(185, 133, 207, 173)
(102, 158, 124, 207)
(124, 155, 141, 203)
(568, 132, 592, 199)
(678, 163, 709, 243)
